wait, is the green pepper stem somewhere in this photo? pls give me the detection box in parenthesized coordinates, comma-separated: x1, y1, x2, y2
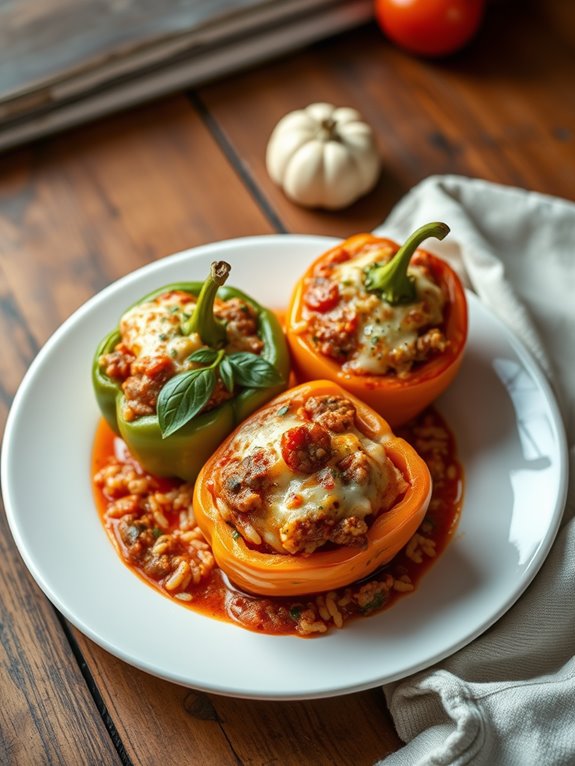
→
(365, 222, 450, 305)
(181, 261, 230, 345)
(207, 349, 226, 369)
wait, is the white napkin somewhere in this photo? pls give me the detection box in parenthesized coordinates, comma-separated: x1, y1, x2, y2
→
(373, 176, 575, 766)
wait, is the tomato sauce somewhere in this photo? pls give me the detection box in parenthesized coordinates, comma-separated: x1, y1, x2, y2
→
(92, 407, 463, 637)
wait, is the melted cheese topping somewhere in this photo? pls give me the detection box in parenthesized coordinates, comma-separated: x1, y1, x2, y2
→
(215, 400, 407, 554)
(308, 245, 446, 376)
(120, 292, 202, 371)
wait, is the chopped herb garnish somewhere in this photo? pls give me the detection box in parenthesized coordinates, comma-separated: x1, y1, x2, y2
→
(360, 591, 386, 614)
(231, 529, 241, 540)
(277, 405, 289, 416)
(289, 606, 302, 621)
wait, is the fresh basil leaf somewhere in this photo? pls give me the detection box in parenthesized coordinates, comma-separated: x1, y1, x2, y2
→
(219, 356, 235, 393)
(227, 352, 283, 389)
(188, 348, 218, 365)
(157, 367, 216, 438)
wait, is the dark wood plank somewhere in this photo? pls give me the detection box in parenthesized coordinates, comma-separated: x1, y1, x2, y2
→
(0, 0, 225, 95)
(71, 639, 242, 766)
(0, 529, 125, 765)
(197, 2, 575, 237)
(71, 633, 402, 766)
(0, 254, 125, 764)
(213, 689, 401, 765)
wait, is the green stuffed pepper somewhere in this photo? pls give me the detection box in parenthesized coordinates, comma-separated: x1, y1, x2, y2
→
(93, 261, 290, 482)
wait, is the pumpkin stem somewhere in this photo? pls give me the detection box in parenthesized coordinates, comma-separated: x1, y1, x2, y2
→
(318, 117, 338, 141)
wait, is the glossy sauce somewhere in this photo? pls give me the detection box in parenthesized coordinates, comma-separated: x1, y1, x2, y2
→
(92, 407, 463, 636)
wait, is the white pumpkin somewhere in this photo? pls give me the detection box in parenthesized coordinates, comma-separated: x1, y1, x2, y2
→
(265, 102, 380, 210)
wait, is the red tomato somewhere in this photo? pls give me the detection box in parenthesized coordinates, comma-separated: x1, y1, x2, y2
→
(374, 0, 485, 57)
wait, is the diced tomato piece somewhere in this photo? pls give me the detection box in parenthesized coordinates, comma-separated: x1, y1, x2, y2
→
(139, 355, 174, 379)
(304, 278, 340, 313)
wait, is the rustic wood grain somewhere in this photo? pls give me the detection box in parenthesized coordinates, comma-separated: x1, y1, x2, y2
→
(213, 688, 401, 764)
(0, 535, 124, 765)
(197, 3, 575, 237)
(70, 632, 402, 766)
(74, 633, 403, 765)
(0, 0, 271, 98)
(69, 639, 242, 766)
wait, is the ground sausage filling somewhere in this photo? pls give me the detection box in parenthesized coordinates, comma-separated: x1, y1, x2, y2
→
(303, 243, 449, 377)
(212, 394, 407, 555)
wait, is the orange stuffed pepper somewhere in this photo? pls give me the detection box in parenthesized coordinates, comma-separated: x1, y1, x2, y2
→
(193, 380, 431, 596)
(286, 223, 468, 427)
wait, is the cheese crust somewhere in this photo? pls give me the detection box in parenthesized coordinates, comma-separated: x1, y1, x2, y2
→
(212, 392, 407, 555)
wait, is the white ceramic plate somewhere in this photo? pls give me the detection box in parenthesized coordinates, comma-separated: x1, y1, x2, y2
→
(2, 235, 568, 700)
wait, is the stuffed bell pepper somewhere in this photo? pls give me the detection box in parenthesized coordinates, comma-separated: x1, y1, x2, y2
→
(286, 223, 468, 427)
(193, 380, 432, 596)
(93, 261, 290, 482)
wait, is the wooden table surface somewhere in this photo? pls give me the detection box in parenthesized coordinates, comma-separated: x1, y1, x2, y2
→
(1, 2, 574, 764)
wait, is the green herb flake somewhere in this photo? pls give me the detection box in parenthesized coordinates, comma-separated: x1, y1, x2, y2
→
(231, 529, 241, 540)
(360, 591, 386, 614)
(277, 405, 289, 417)
(151, 527, 163, 539)
(289, 606, 302, 621)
